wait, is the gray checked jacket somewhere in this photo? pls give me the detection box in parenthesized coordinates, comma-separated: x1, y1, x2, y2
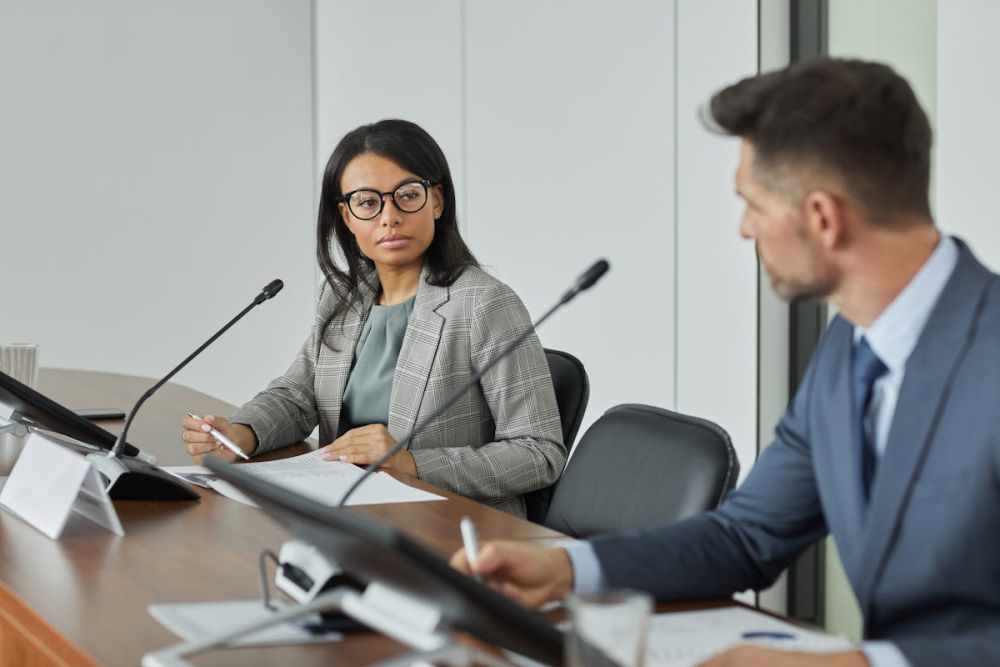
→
(230, 265, 567, 517)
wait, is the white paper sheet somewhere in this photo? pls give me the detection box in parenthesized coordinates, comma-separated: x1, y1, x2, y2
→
(647, 607, 853, 666)
(149, 599, 342, 647)
(163, 465, 216, 488)
(167, 450, 444, 507)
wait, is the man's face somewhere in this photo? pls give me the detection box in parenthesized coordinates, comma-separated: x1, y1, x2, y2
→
(735, 141, 836, 301)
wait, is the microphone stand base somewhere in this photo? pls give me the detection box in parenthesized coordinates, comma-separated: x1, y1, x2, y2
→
(86, 452, 199, 501)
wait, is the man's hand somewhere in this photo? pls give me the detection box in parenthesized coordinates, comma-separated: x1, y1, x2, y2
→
(450, 541, 575, 608)
(697, 646, 870, 667)
(320, 424, 417, 476)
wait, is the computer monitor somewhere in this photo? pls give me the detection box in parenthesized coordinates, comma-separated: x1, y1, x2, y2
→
(204, 457, 565, 665)
(0, 370, 141, 457)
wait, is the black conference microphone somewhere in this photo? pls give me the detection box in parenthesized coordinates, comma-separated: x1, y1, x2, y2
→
(337, 260, 610, 506)
(88, 279, 284, 501)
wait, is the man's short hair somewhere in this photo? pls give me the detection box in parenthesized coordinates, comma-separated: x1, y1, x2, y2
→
(710, 58, 932, 222)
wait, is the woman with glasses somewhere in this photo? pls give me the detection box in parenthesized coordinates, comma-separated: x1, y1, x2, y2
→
(181, 119, 566, 517)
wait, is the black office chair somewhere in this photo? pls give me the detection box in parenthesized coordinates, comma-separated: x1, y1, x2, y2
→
(523, 348, 590, 523)
(543, 403, 739, 538)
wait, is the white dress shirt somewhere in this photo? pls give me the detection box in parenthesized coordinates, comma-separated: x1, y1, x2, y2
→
(564, 236, 959, 667)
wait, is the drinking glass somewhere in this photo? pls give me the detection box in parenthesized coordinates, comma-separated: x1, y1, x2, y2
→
(1, 343, 39, 388)
(0, 343, 39, 476)
(566, 588, 653, 667)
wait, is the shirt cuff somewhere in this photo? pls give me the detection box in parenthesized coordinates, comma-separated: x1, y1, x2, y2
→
(559, 540, 605, 595)
(861, 641, 912, 667)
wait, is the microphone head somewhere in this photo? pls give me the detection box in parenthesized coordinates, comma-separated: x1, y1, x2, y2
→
(577, 259, 610, 291)
(254, 279, 284, 305)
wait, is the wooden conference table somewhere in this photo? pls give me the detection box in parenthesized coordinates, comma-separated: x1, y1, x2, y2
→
(0, 369, 732, 666)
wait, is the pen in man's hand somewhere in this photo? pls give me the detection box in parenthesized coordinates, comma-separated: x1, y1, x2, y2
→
(460, 516, 482, 582)
(187, 412, 250, 461)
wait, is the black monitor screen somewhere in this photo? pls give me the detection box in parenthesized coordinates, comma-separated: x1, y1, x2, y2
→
(204, 457, 564, 665)
(0, 370, 139, 456)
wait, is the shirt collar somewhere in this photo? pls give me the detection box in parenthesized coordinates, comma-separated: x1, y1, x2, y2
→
(854, 235, 959, 373)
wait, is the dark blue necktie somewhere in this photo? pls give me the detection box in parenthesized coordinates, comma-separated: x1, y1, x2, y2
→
(852, 337, 888, 503)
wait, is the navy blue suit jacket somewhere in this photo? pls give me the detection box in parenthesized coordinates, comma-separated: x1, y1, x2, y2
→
(591, 240, 1000, 666)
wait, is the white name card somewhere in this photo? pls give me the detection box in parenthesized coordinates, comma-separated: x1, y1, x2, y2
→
(0, 432, 123, 539)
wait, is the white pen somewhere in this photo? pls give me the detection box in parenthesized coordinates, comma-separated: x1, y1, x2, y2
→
(187, 412, 250, 461)
(460, 515, 482, 581)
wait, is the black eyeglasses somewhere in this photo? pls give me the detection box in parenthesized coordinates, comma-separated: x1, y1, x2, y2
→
(340, 179, 438, 221)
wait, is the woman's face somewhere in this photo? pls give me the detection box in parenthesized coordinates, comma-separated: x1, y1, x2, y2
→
(338, 152, 442, 274)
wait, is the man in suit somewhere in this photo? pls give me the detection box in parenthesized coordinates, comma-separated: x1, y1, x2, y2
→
(452, 58, 1000, 666)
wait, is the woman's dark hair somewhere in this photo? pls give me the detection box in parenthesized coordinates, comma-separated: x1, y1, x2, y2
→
(709, 58, 932, 222)
(316, 119, 478, 333)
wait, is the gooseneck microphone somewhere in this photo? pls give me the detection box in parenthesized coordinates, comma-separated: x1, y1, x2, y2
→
(111, 279, 283, 457)
(337, 260, 610, 506)
(560, 258, 609, 304)
(89, 279, 284, 500)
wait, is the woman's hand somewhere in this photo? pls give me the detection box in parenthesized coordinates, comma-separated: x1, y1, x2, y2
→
(181, 414, 256, 465)
(320, 424, 417, 476)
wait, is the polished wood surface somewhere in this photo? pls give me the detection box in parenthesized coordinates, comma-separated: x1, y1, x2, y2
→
(0, 369, 733, 666)
(0, 370, 563, 666)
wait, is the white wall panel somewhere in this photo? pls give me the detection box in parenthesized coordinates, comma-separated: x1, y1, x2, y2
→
(675, 0, 759, 477)
(0, 1, 315, 406)
(937, 0, 1000, 270)
(463, 1, 677, 435)
(313, 0, 466, 226)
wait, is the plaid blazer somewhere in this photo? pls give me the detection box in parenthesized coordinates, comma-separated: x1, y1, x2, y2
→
(231, 265, 566, 517)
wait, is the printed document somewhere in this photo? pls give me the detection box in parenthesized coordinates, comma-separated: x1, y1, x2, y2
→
(647, 606, 852, 666)
(164, 449, 443, 507)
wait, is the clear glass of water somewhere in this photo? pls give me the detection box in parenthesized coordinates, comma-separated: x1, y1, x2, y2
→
(566, 588, 653, 667)
(1, 343, 39, 388)
(0, 343, 39, 476)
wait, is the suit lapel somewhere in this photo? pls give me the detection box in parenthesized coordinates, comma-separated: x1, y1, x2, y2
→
(855, 241, 991, 613)
(320, 276, 377, 438)
(387, 267, 448, 443)
(819, 320, 869, 571)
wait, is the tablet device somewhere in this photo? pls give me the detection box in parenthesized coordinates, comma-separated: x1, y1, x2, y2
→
(204, 456, 565, 665)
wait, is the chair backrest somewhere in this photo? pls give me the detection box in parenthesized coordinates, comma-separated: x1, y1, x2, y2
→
(523, 348, 590, 523)
(543, 403, 739, 538)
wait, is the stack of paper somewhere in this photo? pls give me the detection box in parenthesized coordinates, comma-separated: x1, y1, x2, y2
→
(647, 607, 853, 666)
(165, 449, 443, 507)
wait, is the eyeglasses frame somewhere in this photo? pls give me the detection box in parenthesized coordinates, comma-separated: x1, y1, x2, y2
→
(339, 178, 440, 221)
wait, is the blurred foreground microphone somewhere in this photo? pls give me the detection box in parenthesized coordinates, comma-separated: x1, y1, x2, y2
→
(88, 279, 284, 500)
(338, 260, 609, 506)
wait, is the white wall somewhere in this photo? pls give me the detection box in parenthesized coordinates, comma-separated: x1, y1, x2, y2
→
(2, 1, 760, 473)
(464, 0, 678, 437)
(937, 0, 1000, 270)
(0, 1, 316, 406)
(825, 0, 939, 640)
(315, 0, 759, 471)
(828, 0, 938, 127)
(674, 1, 758, 479)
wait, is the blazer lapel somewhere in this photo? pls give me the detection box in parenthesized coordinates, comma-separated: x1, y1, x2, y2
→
(319, 276, 377, 438)
(817, 320, 869, 574)
(855, 241, 991, 614)
(387, 267, 448, 443)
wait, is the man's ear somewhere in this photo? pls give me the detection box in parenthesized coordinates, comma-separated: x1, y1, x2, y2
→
(804, 190, 848, 249)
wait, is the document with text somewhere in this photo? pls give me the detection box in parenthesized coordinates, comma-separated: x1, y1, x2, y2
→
(164, 449, 444, 507)
(647, 607, 852, 666)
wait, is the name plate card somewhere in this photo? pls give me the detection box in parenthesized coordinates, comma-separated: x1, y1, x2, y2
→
(0, 432, 123, 539)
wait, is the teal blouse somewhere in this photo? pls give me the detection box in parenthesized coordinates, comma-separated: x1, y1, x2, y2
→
(339, 296, 415, 433)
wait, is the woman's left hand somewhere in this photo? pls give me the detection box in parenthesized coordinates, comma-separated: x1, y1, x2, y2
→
(320, 424, 418, 476)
